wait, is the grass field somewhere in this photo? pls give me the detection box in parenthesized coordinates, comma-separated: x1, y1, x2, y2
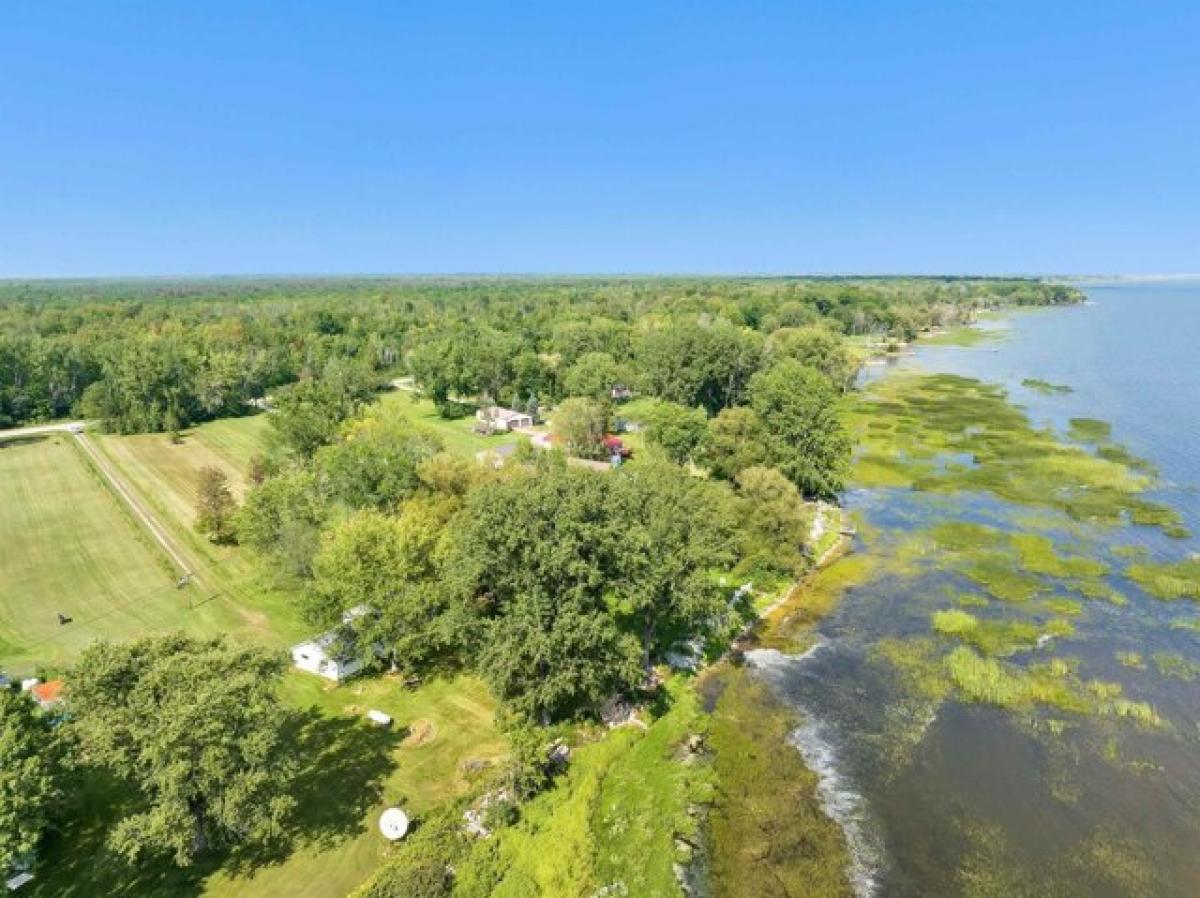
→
(0, 435, 176, 673)
(28, 672, 505, 898)
(0, 413, 306, 678)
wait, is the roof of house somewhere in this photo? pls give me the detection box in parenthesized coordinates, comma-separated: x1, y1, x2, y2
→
(31, 679, 64, 706)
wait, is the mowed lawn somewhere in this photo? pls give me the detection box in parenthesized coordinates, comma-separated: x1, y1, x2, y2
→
(0, 415, 304, 678)
(0, 435, 206, 675)
(374, 391, 524, 457)
(28, 672, 506, 898)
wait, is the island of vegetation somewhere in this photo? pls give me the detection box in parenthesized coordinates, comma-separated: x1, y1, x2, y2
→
(0, 276, 1090, 898)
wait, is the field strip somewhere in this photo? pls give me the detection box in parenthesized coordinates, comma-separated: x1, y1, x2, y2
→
(71, 432, 198, 582)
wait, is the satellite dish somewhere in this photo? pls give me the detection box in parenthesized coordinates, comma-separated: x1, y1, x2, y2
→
(379, 807, 410, 841)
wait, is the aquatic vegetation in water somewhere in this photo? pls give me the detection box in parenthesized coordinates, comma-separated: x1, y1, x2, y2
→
(1150, 651, 1200, 682)
(961, 554, 1046, 602)
(1115, 651, 1145, 669)
(1067, 417, 1112, 443)
(705, 668, 853, 898)
(923, 325, 1001, 347)
(1169, 616, 1200, 633)
(847, 374, 1182, 533)
(942, 648, 1163, 725)
(873, 637, 951, 701)
(1039, 597, 1083, 616)
(758, 554, 879, 650)
(1021, 377, 1073, 395)
(1125, 556, 1200, 600)
(1011, 533, 1108, 579)
(930, 609, 1045, 656)
(1096, 443, 1158, 476)
(944, 648, 1085, 711)
(1019, 377, 1073, 396)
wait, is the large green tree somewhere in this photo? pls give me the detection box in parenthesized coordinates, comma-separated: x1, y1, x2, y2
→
(765, 325, 859, 392)
(610, 456, 738, 667)
(626, 399, 709, 465)
(748, 359, 851, 500)
(561, 351, 623, 402)
(68, 635, 297, 866)
(552, 397, 610, 460)
(269, 364, 375, 458)
(0, 689, 65, 873)
(636, 319, 764, 414)
(704, 406, 769, 481)
(452, 469, 641, 721)
(315, 415, 443, 511)
(308, 502, 457, 671)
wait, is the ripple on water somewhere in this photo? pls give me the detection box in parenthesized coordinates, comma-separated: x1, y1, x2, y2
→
(746, 643, 885, 898)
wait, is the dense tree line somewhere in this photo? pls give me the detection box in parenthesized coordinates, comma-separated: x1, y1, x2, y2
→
(0, 276, 1081, 429)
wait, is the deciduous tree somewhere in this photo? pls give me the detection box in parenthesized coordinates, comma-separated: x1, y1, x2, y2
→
(0, 689, 65, 873)
(194, 465, 237, 543)
(68, 635, 297, 867)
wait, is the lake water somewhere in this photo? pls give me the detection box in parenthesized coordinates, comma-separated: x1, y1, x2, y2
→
(749, 281, 1200, 896)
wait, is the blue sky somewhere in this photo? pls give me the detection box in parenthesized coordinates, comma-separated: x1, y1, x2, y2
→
(2, 1, 1198, 276)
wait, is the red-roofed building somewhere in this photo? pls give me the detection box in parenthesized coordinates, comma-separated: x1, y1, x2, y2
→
(30, 679, 64, 710)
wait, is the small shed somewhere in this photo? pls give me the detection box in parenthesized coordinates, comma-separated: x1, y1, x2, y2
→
(291, 606, 379, 682)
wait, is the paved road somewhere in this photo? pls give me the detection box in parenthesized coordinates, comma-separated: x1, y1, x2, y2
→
(0, 420, 88, 441)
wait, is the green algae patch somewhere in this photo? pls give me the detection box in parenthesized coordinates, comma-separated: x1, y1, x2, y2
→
(942, 648, 1163, 726)
(1040, 597, 1083, 616)
(1021, 377, 1073, 395)
(930, 521, 1008, 552)
(847, 374, 1178, 533)
(923, 325, 1001, 347)
(1067, 417, 1112, 443)
(874, 637, 951, 701)
(1116, 651, 1146, 669)
(1126, 556, 1200, 600)
(706, 668, 852, 898)
(1097, 443, 1158, 476)
(931, 610, 1043, 657)
(944, 648, 1085, 711)
(962, 554, 1046, 603)
(1169, 616, 1200, 633)
(1150, 652, 1200, 682)
(1011, 533, 1108, 579)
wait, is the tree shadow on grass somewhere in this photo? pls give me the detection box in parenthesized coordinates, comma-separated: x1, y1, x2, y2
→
(222, 707, 402, 877)
(35, 710, 402, 896)
(28, 769, 209, 898)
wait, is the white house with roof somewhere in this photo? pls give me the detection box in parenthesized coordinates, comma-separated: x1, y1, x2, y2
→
(476, 405, 533, 433)
(291, 606, 379, 682)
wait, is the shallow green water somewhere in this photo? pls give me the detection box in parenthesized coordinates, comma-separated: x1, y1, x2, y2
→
(747, 282, 1200, 897)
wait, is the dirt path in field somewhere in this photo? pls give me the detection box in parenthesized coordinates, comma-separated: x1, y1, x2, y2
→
(71, 432, 198, 582)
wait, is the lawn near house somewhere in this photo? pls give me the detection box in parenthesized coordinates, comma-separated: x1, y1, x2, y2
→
(373, 391, 526, 458)
(26, 672, 506, 898)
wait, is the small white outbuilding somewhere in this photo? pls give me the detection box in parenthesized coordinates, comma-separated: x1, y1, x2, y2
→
(291, 606, 378, 682)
